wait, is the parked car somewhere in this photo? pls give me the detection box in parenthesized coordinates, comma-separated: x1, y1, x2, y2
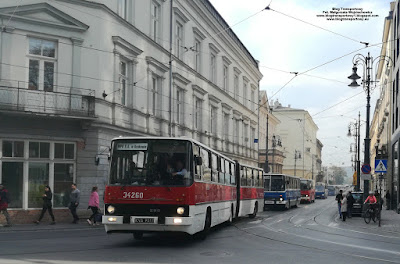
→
(350, 191, 363, 216)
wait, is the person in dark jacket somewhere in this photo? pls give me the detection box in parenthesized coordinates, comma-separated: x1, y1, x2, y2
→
(385, 190, 391, 210)
(34, 185, 55, 225)
(0, 183, 12, 227)
(347, 191, 355, 218)
(69, 183, 80, 224)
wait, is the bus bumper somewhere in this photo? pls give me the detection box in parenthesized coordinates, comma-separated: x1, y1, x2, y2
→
(301, 197, 311, 202)
(264, 200, 287, 206)
(102, 215, 196, 234)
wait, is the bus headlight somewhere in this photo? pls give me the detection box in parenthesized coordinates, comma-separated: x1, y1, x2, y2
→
(279, 197, 284, 201)
(107, 205, 115, 214)
(177, 207, 185, 215)
(305, 195, 309, 197)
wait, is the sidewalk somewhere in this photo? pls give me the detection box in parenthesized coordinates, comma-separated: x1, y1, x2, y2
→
(0, 220, 103, 232)
(338, 208, 400, 234)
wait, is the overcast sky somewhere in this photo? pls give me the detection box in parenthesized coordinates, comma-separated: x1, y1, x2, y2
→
(210, 0, 393, 168)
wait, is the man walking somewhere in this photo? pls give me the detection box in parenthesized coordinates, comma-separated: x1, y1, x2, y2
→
(336, 190, 343, 219)
(347, 191, 355, 218)
(385, 190, 391, 210)
(0, 183, 12, 227)
(69, 183, 80, 224)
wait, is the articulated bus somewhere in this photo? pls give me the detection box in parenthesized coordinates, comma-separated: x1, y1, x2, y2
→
(263, 174, 301, 210)
(300, 179, 315, 203)
(315, 182, 328, 199)
(102, 137, 263, 239)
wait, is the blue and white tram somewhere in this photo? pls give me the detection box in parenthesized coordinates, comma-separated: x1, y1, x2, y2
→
(264, 174, 301, 210)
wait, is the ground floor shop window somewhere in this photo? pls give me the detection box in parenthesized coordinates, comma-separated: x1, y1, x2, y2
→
(54, 163, 74, 207)
(1, 162, 23, 208)
(28, 163, 49, 208)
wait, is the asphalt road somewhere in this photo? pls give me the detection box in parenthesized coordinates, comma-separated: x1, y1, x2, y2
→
(1, 197, 399, 264)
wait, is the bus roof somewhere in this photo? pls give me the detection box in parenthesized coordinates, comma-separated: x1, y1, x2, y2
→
(111, 136, 237, 163)
(264, 173, 300, 179)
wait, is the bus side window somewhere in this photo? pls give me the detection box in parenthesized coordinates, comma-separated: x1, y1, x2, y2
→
(240, 166, 246, 186)
(193, 145, 201, 181)
(218, 157, 224, 184)
(224, 160, 230, 184)
(201, 148, 211, 182)
(253, 169, 258, 187)
(211, 153, 218, 182)
(230, 163, 236, 185)
(259, 171, 263, 187)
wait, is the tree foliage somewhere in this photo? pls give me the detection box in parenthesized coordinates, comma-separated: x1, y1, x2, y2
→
(331, 166, 346, 185)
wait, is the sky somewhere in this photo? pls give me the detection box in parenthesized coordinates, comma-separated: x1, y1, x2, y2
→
(209, 0, 393, 168)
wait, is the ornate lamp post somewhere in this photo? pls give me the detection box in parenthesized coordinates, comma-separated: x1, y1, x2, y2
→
(348, 52, 392, 198)
(347, 112, 361, 191)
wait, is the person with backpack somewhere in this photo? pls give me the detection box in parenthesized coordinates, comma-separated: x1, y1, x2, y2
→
(0, 183, 12, 227)
(87, 186, 100, 225)
(33, 185, 56, 225)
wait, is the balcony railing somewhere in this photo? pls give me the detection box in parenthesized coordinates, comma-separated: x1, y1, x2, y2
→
(0, 81, 95, 118)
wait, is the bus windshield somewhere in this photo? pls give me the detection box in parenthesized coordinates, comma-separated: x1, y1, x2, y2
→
(271, 176, 285, 191)
(315, 185, 325, 192)
(301, 180, 311, 190)
(109, 140, 192, 186)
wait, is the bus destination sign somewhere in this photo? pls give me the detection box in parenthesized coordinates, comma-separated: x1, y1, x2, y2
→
(117, 143, 148, 151)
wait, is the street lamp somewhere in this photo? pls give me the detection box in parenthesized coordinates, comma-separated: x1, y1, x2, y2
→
(347, 112, 361, 191)
(348, 52, 392, 198)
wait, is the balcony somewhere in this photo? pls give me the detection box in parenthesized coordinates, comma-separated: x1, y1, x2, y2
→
(0, 82, 95, 119)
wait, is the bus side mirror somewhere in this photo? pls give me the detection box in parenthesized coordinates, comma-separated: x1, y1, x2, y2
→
(195, 156, 203, 166)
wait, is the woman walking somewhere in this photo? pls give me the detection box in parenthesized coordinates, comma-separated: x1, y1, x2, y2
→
(87, 186, 99, 225)
(34, 185, 55, 225)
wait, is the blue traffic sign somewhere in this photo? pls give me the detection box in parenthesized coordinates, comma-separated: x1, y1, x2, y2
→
(375, 159, 387, 173)
(361, 164, 371, 174)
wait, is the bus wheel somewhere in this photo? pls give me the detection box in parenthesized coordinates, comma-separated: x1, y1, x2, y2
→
(133, 232, 143, 240)
(249, 202, 258, 218)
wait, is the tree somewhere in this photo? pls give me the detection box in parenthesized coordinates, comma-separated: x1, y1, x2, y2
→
(331, 166, 346, 185)
(316, 173, 324, 183)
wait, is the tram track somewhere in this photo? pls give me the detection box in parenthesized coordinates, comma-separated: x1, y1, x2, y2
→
(233, 200, 400, 264)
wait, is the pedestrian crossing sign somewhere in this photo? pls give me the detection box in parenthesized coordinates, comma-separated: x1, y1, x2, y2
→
(374, 159, 387, 173)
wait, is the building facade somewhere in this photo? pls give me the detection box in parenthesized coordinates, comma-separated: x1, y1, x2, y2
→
(258, 91, 285, 174)
(272, 102, 319, 181)
(0, 0, 262, 222)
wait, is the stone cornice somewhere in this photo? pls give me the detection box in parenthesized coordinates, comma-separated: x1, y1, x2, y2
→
(146, 56, 169, 73)
(172, 72, 191, 87)
(192, 85, 207, 97)
(112, 36, 143, 57)
(192, 27, 206, 40)
(173, 7, 189, 23)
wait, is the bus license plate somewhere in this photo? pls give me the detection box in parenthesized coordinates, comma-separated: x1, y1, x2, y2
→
(134, 218, 155, 224)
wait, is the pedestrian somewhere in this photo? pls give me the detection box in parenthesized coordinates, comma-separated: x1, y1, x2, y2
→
(336, 190, 343, 218)
(69, 183, 80, 224)
(34, 185, 56, 225)
(341, 194, 348, 221)
(0, 183, 11, 227)
(347, 191, 355, 218)
(385, 190, 391, 210)
(87, 186, 99, 226)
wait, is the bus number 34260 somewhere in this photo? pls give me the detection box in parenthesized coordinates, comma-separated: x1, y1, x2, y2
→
(122, 192, 144, 199)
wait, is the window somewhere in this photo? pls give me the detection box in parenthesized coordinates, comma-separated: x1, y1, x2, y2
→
(28, 163, 49, 208)
(251, 128, 256, 148)
(2, 140, 24, 158)
(152, 76, 161, 116)
(244, 124, 249, 144)
(175, 21, 184, 59)
(176, 89, 183, 124)
(28, 38, 56, 91)
(251, 90, 255, 111)
(151, 1, 160, 42)
(223, 65, 228, 91)
(117, 0, 127, 19)
(194, 38, 201, 72)
(234, 74, 239, 100)
(211, 153, 218, 182)
(53, 163, 74, 207)
(29, 142, 50, 158)
(194, 145, 201, 180)
(210, 53, 216, 83)
(55, 143, 75, 159)
(210, 106, 217, 134)
(224, 113, 230, 139)
(120, 61, 128, 106)
(195, 98, 202, 129)
(243, 81, 248, 107)
(201, 148, 211, 182)
(1, 162, 23, 208)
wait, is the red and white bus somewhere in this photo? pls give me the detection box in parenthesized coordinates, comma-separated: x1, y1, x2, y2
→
(300, 179, 315, 203)
(102, 137, 263, 239)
